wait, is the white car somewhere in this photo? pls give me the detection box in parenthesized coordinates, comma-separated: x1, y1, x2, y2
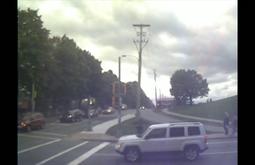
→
(115, 122, 208, 162)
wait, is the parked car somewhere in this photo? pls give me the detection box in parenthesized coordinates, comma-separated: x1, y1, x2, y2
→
(115, 122, 208, 162)
(86, 108, 100, 118)
(102, 106, 115, 114)
(121, 104, 127, 110)
(59, 109, 84, 123)
(18, 112, 46, 132)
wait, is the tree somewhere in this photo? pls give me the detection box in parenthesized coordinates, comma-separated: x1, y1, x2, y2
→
(123, 81, 154, 109)
(97, 70, 118, 107)
(170, 69, 209, 105)
(18, 8, 51, 111)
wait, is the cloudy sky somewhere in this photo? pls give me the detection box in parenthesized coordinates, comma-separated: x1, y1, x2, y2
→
(18, 0, 237, 103)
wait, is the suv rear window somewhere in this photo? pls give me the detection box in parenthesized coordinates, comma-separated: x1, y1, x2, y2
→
(169, 127, 185, 137)
(188, 126, 200, 136)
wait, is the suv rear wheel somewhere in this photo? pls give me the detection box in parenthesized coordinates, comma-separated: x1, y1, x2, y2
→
(184, 146, 199, 161)
(124, 147, 141, 162)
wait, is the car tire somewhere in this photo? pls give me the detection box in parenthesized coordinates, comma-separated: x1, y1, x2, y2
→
(39, 123, 45, 129)
(26, 125, 31, 132)
(124, 147, 141, 162)
(184, 146, 199, 161)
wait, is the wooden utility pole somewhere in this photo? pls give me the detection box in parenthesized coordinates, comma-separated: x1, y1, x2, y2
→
(132, 24, 150, 119)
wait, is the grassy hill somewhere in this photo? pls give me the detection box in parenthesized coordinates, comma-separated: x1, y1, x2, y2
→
(168, 95, 237, 120)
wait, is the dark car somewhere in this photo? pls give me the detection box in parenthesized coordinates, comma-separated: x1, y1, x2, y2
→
(102, 106, 115, 114)
(59, 109, 84, 123)
(18, 112, 46, 132)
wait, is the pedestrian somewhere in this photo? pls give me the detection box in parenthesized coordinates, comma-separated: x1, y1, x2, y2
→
(231, 113, 237, 136)
(223, 112, 230, 135)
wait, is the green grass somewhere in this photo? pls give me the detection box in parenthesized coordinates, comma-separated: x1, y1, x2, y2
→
(169, 95, 237, 120)
(106, 118, 156, 138)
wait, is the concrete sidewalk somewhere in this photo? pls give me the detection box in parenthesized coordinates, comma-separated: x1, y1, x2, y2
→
(77, 114, 135, 142)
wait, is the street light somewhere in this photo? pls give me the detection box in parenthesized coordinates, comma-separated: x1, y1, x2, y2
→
(117, 55, 127, 136)
(121, 55, 140, 117)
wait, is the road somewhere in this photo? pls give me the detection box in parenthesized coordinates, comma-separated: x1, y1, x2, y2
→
(18, 109, 237, 165)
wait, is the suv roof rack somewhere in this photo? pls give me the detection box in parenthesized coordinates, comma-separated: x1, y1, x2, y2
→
(169, 122, 202, 126)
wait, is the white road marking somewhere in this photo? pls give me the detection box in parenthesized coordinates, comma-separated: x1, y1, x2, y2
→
(68, 142, 110, 165)
(18, 139, 61, 154)
(33, 131, 67, 137)
(208, 141, 237, 145)
(201, 151, 237, 155)
(18, 134, 59, 140)
(35, 141, 89, 165)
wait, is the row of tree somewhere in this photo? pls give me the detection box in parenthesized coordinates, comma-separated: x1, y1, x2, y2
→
(18, 8, 154, 115)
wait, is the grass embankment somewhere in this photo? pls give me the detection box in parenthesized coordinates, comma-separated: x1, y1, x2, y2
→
(169, 95, 237, 120)
(106, 118, 156, 138)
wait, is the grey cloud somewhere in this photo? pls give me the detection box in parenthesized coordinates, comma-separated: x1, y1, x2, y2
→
(19, 0, 237, 98)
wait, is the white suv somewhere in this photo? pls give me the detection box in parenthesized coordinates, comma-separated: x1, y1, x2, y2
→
(115, 122, 208, 162)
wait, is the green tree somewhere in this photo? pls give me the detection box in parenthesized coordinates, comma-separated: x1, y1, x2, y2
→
(123, 81, 154, 109)
(170, 69, 209, 105)
(97, 70, 118, 107)
(18, 8, 51, 111)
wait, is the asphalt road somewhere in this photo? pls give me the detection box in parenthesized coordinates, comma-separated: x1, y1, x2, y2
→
(18, 109, 237, 165)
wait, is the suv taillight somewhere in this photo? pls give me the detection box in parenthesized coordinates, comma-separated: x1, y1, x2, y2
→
(204, 135, 208, 144)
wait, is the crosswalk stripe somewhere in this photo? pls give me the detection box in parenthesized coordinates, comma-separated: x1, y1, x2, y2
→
(18, 139, 61, 154)
(68, 142, 110, 165)
(35, 141, 89, 165)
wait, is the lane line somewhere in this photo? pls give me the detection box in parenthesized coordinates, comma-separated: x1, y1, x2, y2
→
(35, 141, 89, 165)
(18, 139, 61, 154)
(33, 131, 67, 137)
(68, 142, 110, 165)
(208, 141, 237, 145)
(201, 151, 237, 155)
(18, 134, 59, 140)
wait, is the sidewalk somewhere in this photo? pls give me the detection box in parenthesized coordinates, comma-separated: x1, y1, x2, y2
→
(77, 114, 135, 142)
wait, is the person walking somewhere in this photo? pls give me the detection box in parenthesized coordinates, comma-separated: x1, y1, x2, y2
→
(231, 113, 237, 136)
(223, 112, 230, 135)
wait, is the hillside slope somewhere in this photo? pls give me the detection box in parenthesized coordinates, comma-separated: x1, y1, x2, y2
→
(169, 95, 237, 120)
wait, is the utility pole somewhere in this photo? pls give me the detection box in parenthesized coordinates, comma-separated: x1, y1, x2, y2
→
(117, 55, 126, 136)
(153, 69, 157, 111)
(133, 24, 150, 120)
